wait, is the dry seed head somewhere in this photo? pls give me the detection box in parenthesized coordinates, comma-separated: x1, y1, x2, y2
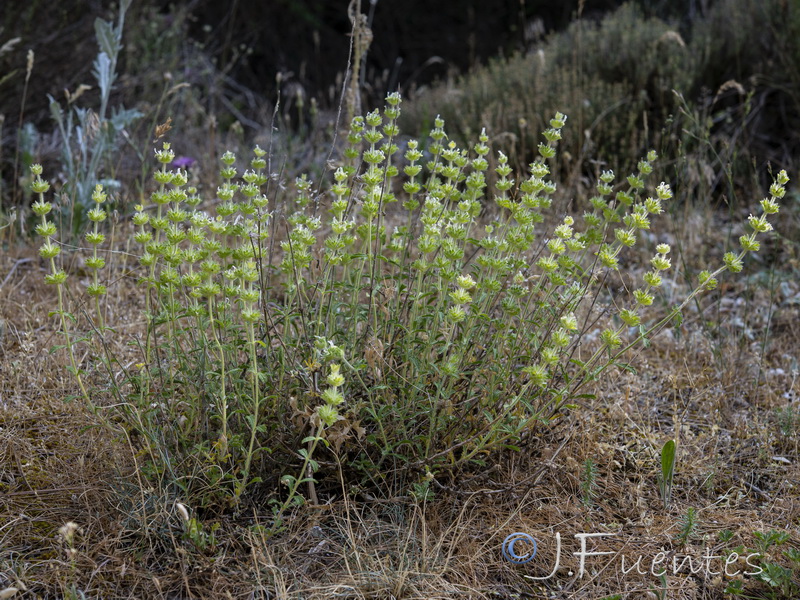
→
(175, 502, 190, 522)
(58, 521, 81, 544)
(153, 117, 173, 140)
(657, 30, 687, 48)
(714, 79, 745, 103)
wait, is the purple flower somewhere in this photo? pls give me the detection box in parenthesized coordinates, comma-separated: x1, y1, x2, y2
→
(170, 156, 196, 169)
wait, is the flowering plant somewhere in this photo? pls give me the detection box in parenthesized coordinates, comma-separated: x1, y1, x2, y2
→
(35, 94, 786, 515)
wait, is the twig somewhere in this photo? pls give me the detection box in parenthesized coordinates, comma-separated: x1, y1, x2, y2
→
(0, 257, 33, 290)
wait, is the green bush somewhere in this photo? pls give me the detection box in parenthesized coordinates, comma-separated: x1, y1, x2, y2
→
(32, 93, 786, 528)
(403, 0, 800, 196)
(403, 3, 691, 176)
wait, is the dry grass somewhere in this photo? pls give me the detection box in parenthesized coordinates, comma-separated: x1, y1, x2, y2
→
(1, 190, 798, 600)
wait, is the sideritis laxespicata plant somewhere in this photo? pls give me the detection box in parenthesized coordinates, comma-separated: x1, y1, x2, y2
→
(34, 92, 787, 518)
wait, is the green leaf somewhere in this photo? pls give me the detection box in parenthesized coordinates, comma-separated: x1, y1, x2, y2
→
(93, 51, 112, 97)
(48, 95, 65, 125)
(659, 439, 676, 509)
(783, 547, 800, 563)
(638, 324, 650, 348)
(110, 106, 142, 130)
(616, 362, 637, 375)
(759, 562, 791, 588)
(0, 68, 19, 88)
(94, 18, 119, 59)
(661, 440, 676, 477)
(724, 580, 744, 594)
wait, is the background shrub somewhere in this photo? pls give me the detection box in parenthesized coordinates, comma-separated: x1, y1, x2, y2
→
(402, 0, 800, 201)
